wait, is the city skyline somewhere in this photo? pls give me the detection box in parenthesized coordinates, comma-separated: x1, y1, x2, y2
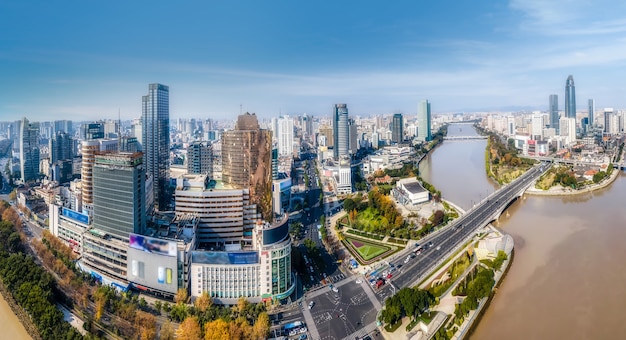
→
(3, 1, 626, 122)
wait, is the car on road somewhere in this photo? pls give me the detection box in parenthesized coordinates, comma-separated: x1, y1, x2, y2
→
(355, 279, 363, 284)
(386, 273, 393, 279)
(308, 301, 314, 309)
(331, 286, 339, 293)
(436, 246, 441, 251)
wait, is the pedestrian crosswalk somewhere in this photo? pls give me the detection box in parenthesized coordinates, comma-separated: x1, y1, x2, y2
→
(329, 273, 344, 282)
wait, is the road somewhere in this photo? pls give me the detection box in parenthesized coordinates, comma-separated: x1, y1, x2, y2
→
(376, 162, 550, 298)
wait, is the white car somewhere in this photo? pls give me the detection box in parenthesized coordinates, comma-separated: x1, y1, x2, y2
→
(308, 301, 314, 309)
(355, 279, 363, 284)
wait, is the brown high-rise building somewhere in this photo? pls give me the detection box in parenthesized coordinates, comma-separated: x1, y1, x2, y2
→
(222, 113, 273, 221)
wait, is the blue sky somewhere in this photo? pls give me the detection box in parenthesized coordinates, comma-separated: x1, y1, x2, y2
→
(2, 0, 626, 122)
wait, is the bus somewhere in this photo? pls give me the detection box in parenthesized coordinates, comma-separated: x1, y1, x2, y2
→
(414, 244, 423, 255)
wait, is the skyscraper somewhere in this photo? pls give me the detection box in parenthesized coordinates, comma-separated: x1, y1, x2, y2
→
(277, 115, 294, 156)
(92, 152, 146, 238)
(54, 120, 72, 135)
(49, 131, 73, 164)
(19, 117, 40, 182)
(142, 83, 170, 211)
(565, 75, 576, 119)
(348, 118, 358, 155)
(333, 104, 349, 160)
(549, 94, 559, 134)
(417, 100, 432, 142)
(391, 113, 404, 144)
(588, 99, 595, 130)
(221, 113, 272, 221)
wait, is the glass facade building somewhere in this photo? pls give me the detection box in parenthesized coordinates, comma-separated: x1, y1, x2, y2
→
(549, 94, 559, 134)
(565, 75, 576, 119)
(392, 113, 404, 144)
(19, 117, 40, 182)
(142, 83, 170, 211)
(221, 113, 272, 221)
(417, 99, 432, 142)
(333, 104, 349, 160)
(92, 152, 146, 238)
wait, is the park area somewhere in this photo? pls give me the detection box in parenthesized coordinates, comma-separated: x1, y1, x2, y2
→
(344, 236, 395, 264)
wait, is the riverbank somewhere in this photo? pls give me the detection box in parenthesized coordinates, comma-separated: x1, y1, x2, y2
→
(526, 166, 620, 196)
(0, 278, 39, 340)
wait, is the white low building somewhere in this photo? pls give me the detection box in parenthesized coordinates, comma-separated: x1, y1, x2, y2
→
(393, 178, 429, 206)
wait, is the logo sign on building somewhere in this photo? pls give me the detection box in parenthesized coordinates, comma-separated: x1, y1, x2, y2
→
(62, 207, 89, 224)
(129, 233, 177, 257)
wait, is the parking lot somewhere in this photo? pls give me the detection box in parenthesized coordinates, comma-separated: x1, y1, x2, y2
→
(307, 281, 377, 340)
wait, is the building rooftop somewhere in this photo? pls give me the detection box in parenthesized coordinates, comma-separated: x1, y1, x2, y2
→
(402, 181, 427, 194)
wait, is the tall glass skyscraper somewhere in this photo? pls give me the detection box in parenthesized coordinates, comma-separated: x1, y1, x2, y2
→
(333, 104, 349, 160)
(549, 94, 559, 134)
(142, 83, 170, 211)
(92, 152, 146, 238)
(565, 75, 576, 119)
(222, 113, 273, 221)
(391, 113, 404, 144)
(588, 99, 595, 130)
(19, 117, 40, 182)
(417, 100, 432, 142)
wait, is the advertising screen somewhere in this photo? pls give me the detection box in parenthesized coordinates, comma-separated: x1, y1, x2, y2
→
(62, 207, 89, 224)
(129, 233, 177, 257)
(127, 246, 179, 294)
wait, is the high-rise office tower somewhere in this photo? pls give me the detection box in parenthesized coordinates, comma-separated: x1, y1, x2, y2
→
(417, 100, 432, 142)
(549, 94, 559, 134)
(142, 83, 170, 211)
(222, 113, 272, 221)
(82, 122, 105, 140)
(54, 120, 72, 135)
(565, 75, 576, 119)
(588, 99, 595, 130)
(348, 118, 358, 155)
(187, 141, 213, 177)
(333, 104, 349, 160)
(81, 139, 118, 208)
(391, 113, 404, 144)
(277, 116, 294, 157)
(19, 117, 40, 182)
(49, 131, 73, 164)
(92, 152, 146, 238)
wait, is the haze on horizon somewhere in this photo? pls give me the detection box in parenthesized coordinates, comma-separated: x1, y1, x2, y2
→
(2, 0, 626, 122)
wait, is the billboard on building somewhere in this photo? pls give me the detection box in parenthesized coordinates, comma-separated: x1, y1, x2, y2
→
(129, 233, 177, 257)
(62, 207, 89, 224)
(127, 246, 179, 294)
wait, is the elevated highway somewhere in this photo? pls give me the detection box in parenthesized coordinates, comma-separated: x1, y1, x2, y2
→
(379, 162, 551, 293)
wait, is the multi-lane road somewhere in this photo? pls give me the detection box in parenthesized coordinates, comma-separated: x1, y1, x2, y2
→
(377, 162, 550, 296)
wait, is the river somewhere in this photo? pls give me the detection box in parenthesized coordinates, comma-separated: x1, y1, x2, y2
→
(420, 123, 626, 339)
(0, 294, 31, 340)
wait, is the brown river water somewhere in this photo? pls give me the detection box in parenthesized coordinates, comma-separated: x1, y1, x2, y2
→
(421, 124, 626, 339)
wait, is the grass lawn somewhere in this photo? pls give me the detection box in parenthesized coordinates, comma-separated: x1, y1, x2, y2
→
(346, 237, 390, 261)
